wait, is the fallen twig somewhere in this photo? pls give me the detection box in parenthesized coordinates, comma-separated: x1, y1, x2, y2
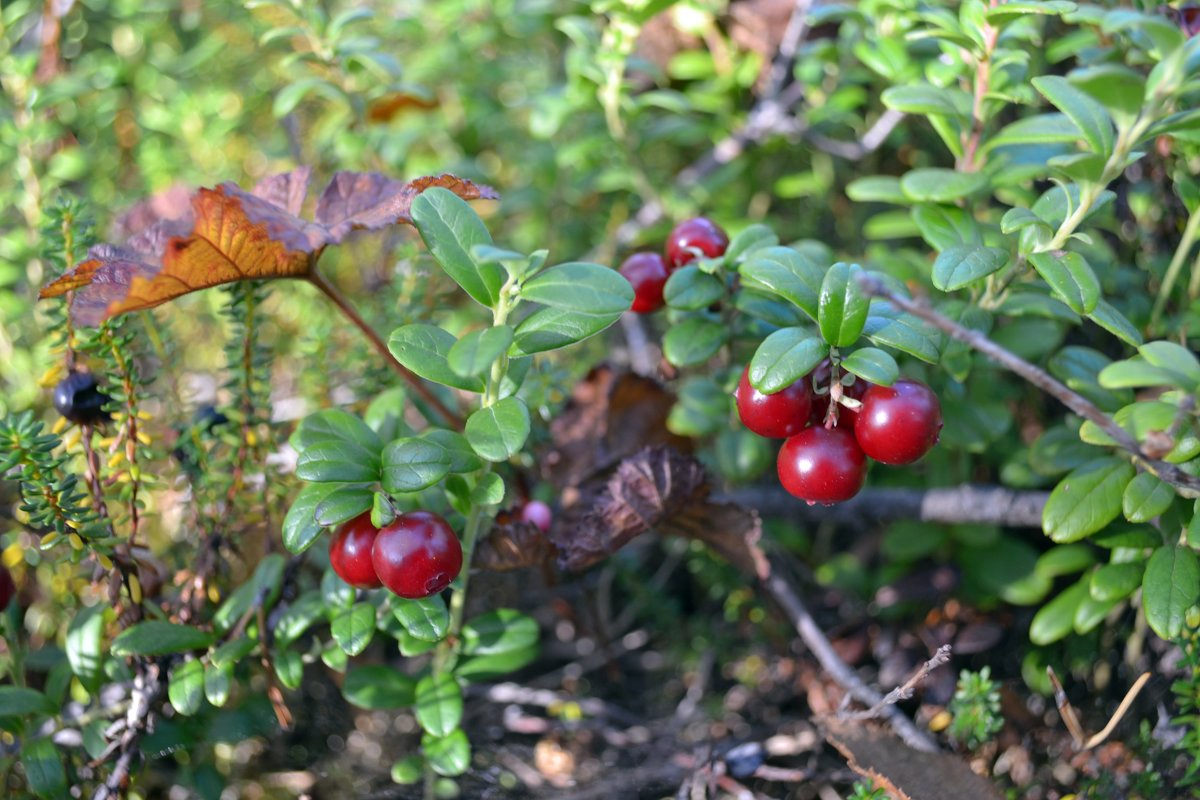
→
(839, 645, 953, 721)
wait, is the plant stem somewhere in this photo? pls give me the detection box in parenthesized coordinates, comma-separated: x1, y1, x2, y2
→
(1153, 206, 1200, 325)
(307, 271, 463, 429)
(859, 273, 1200, 494)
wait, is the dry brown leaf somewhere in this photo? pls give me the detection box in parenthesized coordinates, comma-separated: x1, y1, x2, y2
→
(40, 169, 496, 326)
(367, 91, 439, 122)
(824, 719, 1004, 800)
(475, 517, 556, 573)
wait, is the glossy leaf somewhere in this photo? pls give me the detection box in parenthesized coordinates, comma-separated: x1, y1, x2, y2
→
(314, 485, 374, 526)
(415, 673, 463, 738)
(204, 661, 233, 707)
(1090, 562, 1144, 602)
(863, 302, 942, 363)
(1032, 75, 1115, 156)
(284, 483, 340, 554)
(423, 728, 471, 777)
(461, 609, 539, 656)
(1042, 459, 1135, 542)
(738, 246, 825, 320)
(664, 266, 725, 310)
(1143, 546, 1200, 639)
(331, 602, 376, 656)
(662, 317, 728, 367)
(932, 245, 1009, 291)
(447, 326, 513, 378)
(66, 605, 105, 692)
(0, 686, 54, 717)
(1027, 251, 1099, 314)
(168, 659, 206, 716)
(840, 347, 899, 386)
(112, 622, 215, 657)
(1122, 472, 1175, 522)
(381, 437, 454, 493)
(510, 307, 623, 355)
(394, 595, 450, 642)
(747, 328, 828, 394)
(465, 397, 530, 462)
(817, 263, 868, 346)
(520, 262, 634, 315)
(343, 665, 417, 709)
(900, 169, 988, 203)
(1030, 580, 1089, 645)
(421, 429, 484, 474)
(21, 738, 66, 799)
(389, 324, 485, 392)
(411, 187, 504, 307)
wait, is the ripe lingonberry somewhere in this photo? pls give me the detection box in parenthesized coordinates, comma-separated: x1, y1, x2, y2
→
(53, 371, 110, 425)
(854, 379, 942, 465)
(665, 217, 729, 269)
(519, 500, 553, 533)
(0, 565, 14, 610)
(777, 427, 867, 504)
(330, 512, 384, 589)
(736, 366, 812, 439)
(619, 252, 670, 313)
(371, 511, 463, 599)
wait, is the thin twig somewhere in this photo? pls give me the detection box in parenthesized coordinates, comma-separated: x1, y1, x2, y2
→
(307, 270, 463, 428)
(839, 645, 953, 721)
(761, 552, 941, 753)
(859, 274, 1200, 494)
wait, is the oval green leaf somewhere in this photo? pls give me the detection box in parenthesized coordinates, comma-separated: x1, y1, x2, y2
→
(747, 328, 828, 394)
(465, 397, 530, 462)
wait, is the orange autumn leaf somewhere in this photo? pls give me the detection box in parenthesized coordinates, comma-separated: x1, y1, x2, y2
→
(41, 169, 497, 326)
(366, 91, 439, 123)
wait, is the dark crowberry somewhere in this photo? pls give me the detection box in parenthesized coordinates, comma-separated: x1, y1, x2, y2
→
(52, 371, 111, 425)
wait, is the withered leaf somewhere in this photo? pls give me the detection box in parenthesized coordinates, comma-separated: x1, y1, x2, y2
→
(367, 91, 439, 123)
(112, 184, 193, 241)
(543, 365, 690, 489)
(40, 169, 496, 326)
(474, 518, 556, 573)
(824, 719, 1004, 800)
(550, 446, 767, 579)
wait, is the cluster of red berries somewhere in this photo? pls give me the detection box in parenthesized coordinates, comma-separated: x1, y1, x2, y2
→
(619, 217, 730, 313)
(329, 510, 463, 599)
(736, 362, 942, 504)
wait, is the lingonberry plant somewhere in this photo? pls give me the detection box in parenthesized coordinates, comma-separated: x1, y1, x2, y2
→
(3, 1, 1200, 798)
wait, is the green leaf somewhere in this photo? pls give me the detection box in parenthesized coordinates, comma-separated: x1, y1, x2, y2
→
(912, 204, 982, 251)
(931, 245, 1009, 291)
(1030, 580, 1089, 645)
(1034, 544, 1096, 579)
(1042, 459, 1135, 542)
(343, 665, 417, 709)
(1139, 341, 1200, 388)
(391, 756, 425, 785)
(284, 483, 339, 554)
(987, 113, 1083, 150)
(738, 246, 825, 320)
(747, 328, 828, 394)
(0, 686, 54, 717)
(331, 602, 376, 656)
(817, 263, 869, 347)
(421, 429, 483, 474)
(423, 728, 471, 777)
(845, 176, 908, 204)
(314, 485, 373, 526)
(447, 326, 514, 378)
(21, 737, 67, 799)
(296, 440, 381, 483)
(415, 673, 463, 737)
(204, 662, 233, 707)
(274, 648, 304, 690)
(1122, 472, 1175, 522)
(1098, 357, 1189, 389)
(663, 266, 725, 310)
(863, 303, 942, 363)
(214, 554, 285, 633)
(1142, 545, 1200, 639)
(112, 622, 215, 657)
(461, 608, 539, 656)
(900, 169, 989, 203)
(465, 397, 530, 462)
(520, 262, 634, 315)
(986, 0, 1075, 23)
(1027, 251, 1099, 314)
(510, 307, 623, 355)
(1001, 207, 1050, 235)
(168, 659, 206, 716)
(724, 224, 779, 261)
(293, 409, 382, 453)
(66, 604, 105, 692)
(210, 636, 255, 669)
(1032, 75, 1115, 156)
(470, 473, 505, 506)
(1092, 525, 1160, 549)
(454, 644, 539, 680)
(1090, 562, 1145, 602)
(274, 591, 326, 646)
(393, 595, 450, 642)
(1070, 64, 1146, 121)
(1074, 593, 1120, 635)
(1086, 300, 1143, 347)
(411, 187, 503, 308)
(881, 84, 971, 118)
(662, 317, 728, 367)
(840, 347, 899, 386)
(388, 324, 485, 392)
(381, 437, 454, 492)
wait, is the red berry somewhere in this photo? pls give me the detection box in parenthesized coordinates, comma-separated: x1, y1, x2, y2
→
(371, 511, 463, 599)
(777, 427, 867, 505)
(519, 500, 553, 533)
(619, 252, 670, 313)
(0, 565, 15, 610)
(735, 366, 813, 439)
(665, 217, 729, 270)
(329, 512, 384, 589)
(1179, 5, 1199, 36)
(854, 379, 942, 465)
